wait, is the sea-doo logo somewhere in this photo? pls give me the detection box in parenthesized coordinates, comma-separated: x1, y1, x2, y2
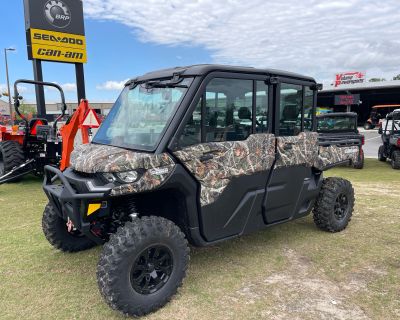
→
(44, 0, 71, 29)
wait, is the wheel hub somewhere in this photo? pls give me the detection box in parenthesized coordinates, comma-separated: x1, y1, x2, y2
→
(130, 245, 173, 295)
(334, 193, 349, 220)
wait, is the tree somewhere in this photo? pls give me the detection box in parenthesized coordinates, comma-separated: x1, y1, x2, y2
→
(369, 78, 386, 82)
(393, 74, 400, 81)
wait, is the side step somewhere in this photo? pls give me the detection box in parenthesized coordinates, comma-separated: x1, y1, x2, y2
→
(0, 159, 35, 185)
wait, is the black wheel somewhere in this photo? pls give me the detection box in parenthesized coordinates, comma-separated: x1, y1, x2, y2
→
(0, 141, 25, 178)
(363, 122, 372, 130)
(313, 177, 354, 232)
(42, 203, 97, 252)
(353, 148, 364, 169)
(391, 150, 400, 169)
(378, 145, 387, 162)
(97, 216, 189, 317)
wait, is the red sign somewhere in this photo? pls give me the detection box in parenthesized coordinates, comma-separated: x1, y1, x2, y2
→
(334, 71, 365, 87)
(334, 94, 360, 105)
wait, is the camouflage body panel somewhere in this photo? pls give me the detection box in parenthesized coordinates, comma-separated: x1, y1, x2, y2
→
(314, 145, 360, 170)
(173, 134, 275, 206)
(70, 143, 175, 196)
(70, 143, 174, 173)
(276, 132, 319, 167)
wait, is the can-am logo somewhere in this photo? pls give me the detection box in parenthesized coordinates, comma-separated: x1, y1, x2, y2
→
(44, 0, 71, 28)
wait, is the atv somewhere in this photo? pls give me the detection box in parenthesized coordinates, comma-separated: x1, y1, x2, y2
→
(378, 109, 400, 169)
(316, 112, 364, 169)
(42, 65, 358, 317)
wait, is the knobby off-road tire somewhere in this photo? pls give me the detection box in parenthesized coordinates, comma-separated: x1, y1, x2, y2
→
(97, 216, 189, 317)
(353, 149, 364, 169)
(0, 141, 25, 178)
(391, 150, 400, 169)
(378, 145, 387, 162)
(313, 177, 354, 232)
(42, 203, 96, 252)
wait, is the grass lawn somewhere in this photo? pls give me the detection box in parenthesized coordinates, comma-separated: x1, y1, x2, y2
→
(0, 159, 399, 319)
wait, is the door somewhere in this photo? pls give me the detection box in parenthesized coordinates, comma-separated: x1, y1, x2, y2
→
(263, 82, 320, 223)
(173, 76, 276, 241)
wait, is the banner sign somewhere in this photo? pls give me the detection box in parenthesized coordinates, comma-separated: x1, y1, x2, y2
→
(334, 71, 365, 87)
(24, 0, 86, 64)
(334, 94, 360, 106)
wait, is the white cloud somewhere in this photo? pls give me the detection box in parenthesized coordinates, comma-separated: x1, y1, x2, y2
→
(61, 83, 77, 92)
(84, 0, 400, 82)
(96, 79, 129, 91)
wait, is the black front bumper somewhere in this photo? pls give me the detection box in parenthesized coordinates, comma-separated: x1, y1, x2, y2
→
(43, 165, 108, 244)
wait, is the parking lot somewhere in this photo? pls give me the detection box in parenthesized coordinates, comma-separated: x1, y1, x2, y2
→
(359, 128, 381, 158)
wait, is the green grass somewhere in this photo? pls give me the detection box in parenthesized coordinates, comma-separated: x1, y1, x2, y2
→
(0, 159, 399, 319)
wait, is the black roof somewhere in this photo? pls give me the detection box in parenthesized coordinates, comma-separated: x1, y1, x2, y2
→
(316, 112, 357, 118)
(129, 64, 316, 83)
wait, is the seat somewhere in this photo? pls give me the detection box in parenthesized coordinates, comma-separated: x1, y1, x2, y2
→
(29, 118, 48, 135)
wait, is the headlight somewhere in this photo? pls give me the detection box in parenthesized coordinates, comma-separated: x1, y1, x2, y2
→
(115, 171, 138, 183)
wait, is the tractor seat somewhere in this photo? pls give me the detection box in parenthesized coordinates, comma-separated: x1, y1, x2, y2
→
(29, 118, 48, 135)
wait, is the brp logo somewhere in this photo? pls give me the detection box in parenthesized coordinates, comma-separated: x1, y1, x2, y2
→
(44, 0, 71, 28)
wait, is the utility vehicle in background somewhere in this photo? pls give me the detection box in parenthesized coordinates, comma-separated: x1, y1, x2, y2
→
(364, 104, 400, 130)
(42, 65, 359, 317)
(378, 109, 400, 169)
(317, 112, 364, 169)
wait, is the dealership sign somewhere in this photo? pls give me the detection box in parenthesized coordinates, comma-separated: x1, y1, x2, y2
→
(334, 94, 360, 106)
(24, 0, 87, 64)
(334, 71, 365, 87)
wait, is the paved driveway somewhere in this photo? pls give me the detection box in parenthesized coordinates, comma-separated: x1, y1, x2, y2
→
(358, 127, 381, 158)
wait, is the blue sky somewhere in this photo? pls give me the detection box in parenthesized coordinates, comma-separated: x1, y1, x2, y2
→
(0, 1, 211, 103)
(1, 0, 399, 105)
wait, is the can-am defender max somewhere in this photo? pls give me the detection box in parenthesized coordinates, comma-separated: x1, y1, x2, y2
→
(42, 65, 358, 317)
(316, 112, 364, 169)
(378, 109, 400, 169)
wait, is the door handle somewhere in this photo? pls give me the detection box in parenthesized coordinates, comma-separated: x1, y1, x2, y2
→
(199, 154, 214, 162)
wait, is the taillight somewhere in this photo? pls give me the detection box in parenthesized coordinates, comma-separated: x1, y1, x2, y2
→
(361, 135, 365, 145)
(397, 138, 400, 147)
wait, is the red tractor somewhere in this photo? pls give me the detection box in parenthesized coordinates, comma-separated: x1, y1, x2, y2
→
(0, 79, 99, 184)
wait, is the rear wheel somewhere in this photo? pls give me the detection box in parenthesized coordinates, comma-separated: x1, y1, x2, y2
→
(97, 216, 189, 317)
(391, 150, 400, 169)
(42, 203, 97, 252)
(0, 141, 25, 178)
(378, 145, 387, 162)
(353, 148, 364, 169)
(313, 177, 354, 232)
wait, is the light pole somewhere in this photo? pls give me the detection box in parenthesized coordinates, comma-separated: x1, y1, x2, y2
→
(4, 47, 15, 125)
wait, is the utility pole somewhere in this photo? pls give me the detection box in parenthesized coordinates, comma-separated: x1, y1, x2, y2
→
(4, 47, 15, 125)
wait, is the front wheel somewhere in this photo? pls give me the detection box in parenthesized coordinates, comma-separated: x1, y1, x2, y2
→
(391, 150, 400, 169)
(97, 216, 189, 317)
(378, 145, 387, 162)
(42, 203, 97, 252)
(313, 177, 354, 232)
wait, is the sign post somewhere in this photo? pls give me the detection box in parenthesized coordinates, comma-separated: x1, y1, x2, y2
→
(23, 0, 87, 117)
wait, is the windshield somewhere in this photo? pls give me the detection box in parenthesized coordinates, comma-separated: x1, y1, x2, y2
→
(317, 116, 357, 132)
(93, 77, 193, 151)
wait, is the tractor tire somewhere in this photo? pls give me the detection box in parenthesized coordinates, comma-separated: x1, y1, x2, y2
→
(391, 150, 400, 169)
(378, 145, 387, 162)
(0, 141, 25, 178)
(313, 177, 354, 232)
(353, 149, 364, 169)
(363, 122, 372, 130)
(97, 216, 189, 317)
(42, 203, 97, 252)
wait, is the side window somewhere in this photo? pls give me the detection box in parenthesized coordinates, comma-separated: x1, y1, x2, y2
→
(256, 81, 268, 132)
(279, 83, 303, 136)
(178, 97, 202, 147)
(204, 78, 253, 142)
(303, 87, 314, 131)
